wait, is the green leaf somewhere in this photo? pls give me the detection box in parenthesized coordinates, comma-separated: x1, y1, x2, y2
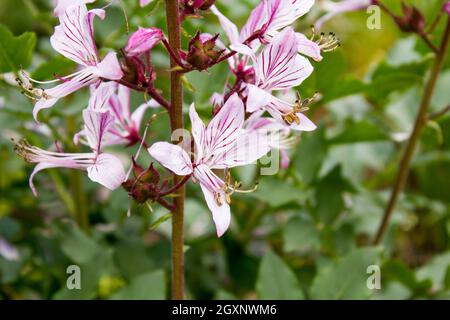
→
(256, 249, 304, 299)
(314, 166, 354, 224)
(329, 120, 389, 144)
(283, 216, 320, 253)
(110, 270, 166, 300)
(0, 24, 36, 72)
(294, 125, 327, 184)
(151, 212, 172, 230)
(310, 247, 382, 299)
(249, 177, 307, 208)
(56, 224, 102, 265)
(417, 251, 450, 292)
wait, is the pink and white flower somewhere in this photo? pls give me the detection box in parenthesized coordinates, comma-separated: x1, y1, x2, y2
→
(30, 3, 123, 121)
(244, 111, 295, 169)
(315, 0, 373, 30)
(148, 94, 271, 236)
(244, 28, 316, 131)
(17, 109, 126, 196)
(211, 0, 321, 69)
(75, 82, 159, 146)
(125, 27, 164, 57)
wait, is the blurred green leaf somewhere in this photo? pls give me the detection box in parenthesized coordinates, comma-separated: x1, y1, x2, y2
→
(256, 249, 304, 299)
(294, 125, 327, 184)
(57, 224, 102, 265)
(283, 216, 320, 253)
(314, 166, 354, 224)
(110, 270, 166, 300)
(310, 247, 382, 299)
(417, 252, 450, 293)
(0, 24, 36, 72)
(249, 177, 306, 208)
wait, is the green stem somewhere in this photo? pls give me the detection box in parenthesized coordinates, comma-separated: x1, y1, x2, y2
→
(165, 0, 185, 300)
(373, 17, 450, 245)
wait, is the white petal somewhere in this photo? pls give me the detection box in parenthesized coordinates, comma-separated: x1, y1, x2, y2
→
(82, 109, 114, 152)
(210, 5, 240, 45)
(148, 142, 193, 176)
(199, 184, 230, 237)
(212, 131, 271, 168)
(95, 52, 124, 80)
(290, 113, 317, 131)
(205, 93, 245, 164)
(87, 153, 126, 190)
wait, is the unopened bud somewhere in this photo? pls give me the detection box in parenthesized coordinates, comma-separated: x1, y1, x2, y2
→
(186, 32, 224, 71)
(124, 27, 164, 57)
(394, 3, 425, 33)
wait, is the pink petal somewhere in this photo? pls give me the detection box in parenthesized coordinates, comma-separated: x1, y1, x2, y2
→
(130, 103, 150, 129)
(290, 113, 317, 131)
(33, 69, 99, 121)
(280, 149, 290, 169)
(295, 32, 323, 62)
(82, 109, 115, 152)
(125, 27, 164, 57)
(210, 5, 240, 45)
(148, 142, 193, 176)
(140, 0, 152, 7)
(213, 131, 271, 168)
(53, 0, 95, 16)
(95, 52, 124, 80)
(256, 28, 313, 90)
(246, 84, 292, 114)
(88, 82, 115, 111)
(87, 153, 126, 190)
(50, 4, 99, 66)
(204, 94, 245, 164)
(199, 184, 230, 237)
(194, 164, 230, 237)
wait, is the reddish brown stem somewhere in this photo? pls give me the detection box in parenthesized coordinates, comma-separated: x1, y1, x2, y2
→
(165, 0, 185, 300)
(116, 79, 171, 110)
(373, 17, 450, 245)
(159, 175, 191, 197)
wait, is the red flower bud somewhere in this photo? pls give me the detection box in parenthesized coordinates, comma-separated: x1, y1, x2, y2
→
(394, 3, 425, 33)
(186, 32, 224, 71)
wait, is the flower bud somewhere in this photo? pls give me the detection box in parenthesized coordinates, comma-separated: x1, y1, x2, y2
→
(182, 0, 216, 15)
(394, 3, 425, 33)
(123, 162, 161, 204)
(444, 2, 450, 15)
(124, 27, 164, 57)
(186, 32, 224, 71)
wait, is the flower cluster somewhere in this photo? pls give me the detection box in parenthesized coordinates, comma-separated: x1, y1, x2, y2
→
(17, 0, 337, 237)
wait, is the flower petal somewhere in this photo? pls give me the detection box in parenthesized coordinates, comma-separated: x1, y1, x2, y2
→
(87, 153, 126, 190)
(289, 113, 317, 131)
(148, 142, 193, 176)
(82, 109, 115, 152)
(189, 103, 206, 161)
(212, 130, 271, 168)
(125, 27, 164, 57)
(95, 52, 124, 80)
(205, 93, 245, 164)
(256, 28, 313, 90)
(194, 164, 230, 237)
(33, 69, 99, 121)
(50, 4, 99, 66)
(53, 0, 95, 16)
(296, 32, 323, 62)
(199, 183, 230, 237)
(210, 5, 240, 45)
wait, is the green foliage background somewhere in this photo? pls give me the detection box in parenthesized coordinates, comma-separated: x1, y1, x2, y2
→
(0, 0, 450, 299)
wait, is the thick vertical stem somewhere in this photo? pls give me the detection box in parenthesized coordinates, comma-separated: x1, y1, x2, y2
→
(373, 18, 450, 245)
(165, 0, 185, 300)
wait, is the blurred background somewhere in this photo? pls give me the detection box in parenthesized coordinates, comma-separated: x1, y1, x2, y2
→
(1, 0, 450, 299)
